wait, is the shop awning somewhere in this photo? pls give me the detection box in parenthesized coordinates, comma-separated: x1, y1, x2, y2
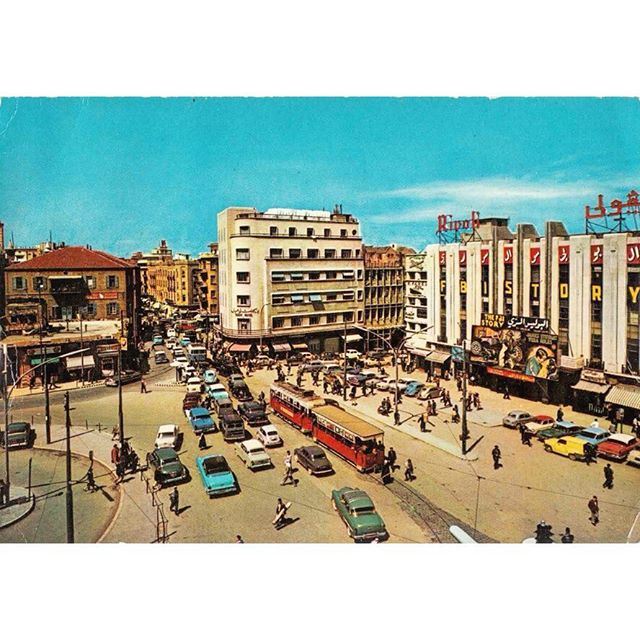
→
(423, 350, 451, 364)
(30, 357, 60, 365)
(64, 355, 96, 370)
(341, 334, 361, 343)
(605, 384, 640, 411)
(572, 380, 611, 395)
(228, 343, 251, 353)
(272, 341, 292, 353)
(290, 340, 309, 350)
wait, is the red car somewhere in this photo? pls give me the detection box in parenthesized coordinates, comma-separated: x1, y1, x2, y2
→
(182, 392, 202, 416)
(597, 433, 638, 461)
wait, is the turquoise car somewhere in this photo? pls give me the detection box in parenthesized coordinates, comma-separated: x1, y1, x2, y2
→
(180, 336, 191, 347)
(188, 407, 217, 434)
(331, 486, 388, 543)
(196, 454, 238, 497)
(575, 426, 611, 446)
(204, 369, 218, 385)
(207, 383, 229, 402)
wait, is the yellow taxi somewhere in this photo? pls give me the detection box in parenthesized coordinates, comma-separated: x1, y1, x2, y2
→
(543, 435, 588, 461)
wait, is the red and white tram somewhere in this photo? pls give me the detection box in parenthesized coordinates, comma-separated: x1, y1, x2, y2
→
(270, 382, 325, 435)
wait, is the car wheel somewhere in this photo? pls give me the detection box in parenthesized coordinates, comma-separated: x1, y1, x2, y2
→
(568, 454, 577, 461)
(307, 466, 313, 475)
(294, 453, 299, 463)
(544, 444, 552, 452)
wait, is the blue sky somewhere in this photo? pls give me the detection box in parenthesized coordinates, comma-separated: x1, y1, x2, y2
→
(1, 97, 639, 256)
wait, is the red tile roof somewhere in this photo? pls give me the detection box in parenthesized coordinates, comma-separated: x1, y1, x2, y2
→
(6, 246, 135, 271)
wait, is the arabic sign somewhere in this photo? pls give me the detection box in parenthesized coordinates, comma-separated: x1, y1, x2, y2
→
(503, 245, 514, 264)
(590, 244, 603, 265)
(530, 247, 541, 266)
(480, 313, 550, 332)
(585, 190, 640, 219)
(471, 324, 559, 380)
(486, 366, 535, 383)
(480, 248, 490, 265)
(459, 250, 467, 266)
(628, 243, 640, 264)
(558, 245, 570, 264)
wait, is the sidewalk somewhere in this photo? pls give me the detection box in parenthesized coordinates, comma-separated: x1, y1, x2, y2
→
(0, 486, 34, 529)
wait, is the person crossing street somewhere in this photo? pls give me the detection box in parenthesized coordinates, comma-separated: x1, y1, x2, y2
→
(492, 445, 502, 469)
(169, 487, 180, 515)
(603, 463, 614, 489)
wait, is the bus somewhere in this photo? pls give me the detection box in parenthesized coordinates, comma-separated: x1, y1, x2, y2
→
(187, 343, 207, 364)
(311, 400, 385, 472)
(269, 381, 325, 435)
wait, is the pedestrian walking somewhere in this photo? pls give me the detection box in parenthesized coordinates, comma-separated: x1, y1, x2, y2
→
(111, 443, 120, 465)
(503, 385, 510, 400)
(85, 466, 98, 493)
(452, 405, 460, 423)
(556, 405, 564, 422)
(603, 463, 614, 489)
(492, 445, 502, 469)
(380, 460, 392, 484)
(280, 450, 296, 486)
(393, 409, 400, 425)
(404, 459, 414, 481)
(115, 460, 125, 483)
(323, 379, 329, 394)
(274, 498, 288, 529)
(140, 377, 147, 394)
(584, 442, 597, 465)
(561, 527, 575, 543)
(169, 487, 180, 515)
(198, 432, 207, 450)
(588, 495, 599, 525)
(523, 429, 532, 447)
(236, 534, 245, 543)
(632, 415, 640, 437)
(0, 479, 6, 506)
(387, 446, 397, 471)
(590, 417, 600, 429)
(418, 414, 426, 432)
(350, 385, 357, 400)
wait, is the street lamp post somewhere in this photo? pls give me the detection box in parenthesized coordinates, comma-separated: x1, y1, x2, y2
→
(258, 302, 271, 354)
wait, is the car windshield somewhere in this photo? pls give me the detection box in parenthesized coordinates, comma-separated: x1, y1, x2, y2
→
(311, 453, 326, 461)
(204, 458, 229, 474)
(352, 506, 374, 515)
(8, 423, 28, 433)
(161, 454, 178, 464)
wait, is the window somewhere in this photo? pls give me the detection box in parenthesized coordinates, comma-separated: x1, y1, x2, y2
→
(324, 249, 336, 259)
(326, 293, 337, 301)
(357, 270, 362, 279)
(236, 248, 250, 261)
(33, 276, 46, 291)
(239, 225, 250, 235)
(309, 316, 320, 325)
(289, 248, 302, 259)
(236, 272, 250, 283)
(291, 294, 304, 303)
(326, 313, 337, 323)
(270, 226, 279, 236)
(272, 295, 285, 305)
(307, 249, 319, 259)
(107, 275, 119, 288)
(106, 302, 119, 316)
(288, 227, 297, 237)
(340, 229, 347, 237)
(86, 303, 97, 316)
(291, 316, 303, 327)
(342, 270, 354, 279)
(357, 290, 363, 301)
(270, 248, 284, 259)
(271, 272, 285, 282)
(12, 276, 26, 290)
(237, 318, 250, 332)
(237, 295, 250, 307)
(290, 272, 304, 281)
(308, 272, 320, 280)
(355, 249, 361, 258)
(343, 291, 355, 301)
(307, 228, 314, 237)
(324, 228, 331, 237)
(85, 275, 96, 289)
(309, 294, 322, 302)
(343, 312, 354, 323)
(341, 249, 352, 258)
(326, 271, 337, 279)
(272, 317, 284, 329)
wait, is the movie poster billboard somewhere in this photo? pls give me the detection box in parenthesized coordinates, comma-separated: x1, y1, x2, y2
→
(470, 314, 559, 380)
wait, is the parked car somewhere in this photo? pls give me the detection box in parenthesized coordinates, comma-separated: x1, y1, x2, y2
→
(229, 373, 245, 385)
(219, 409, 246, 441)
(207, 383, 230, 409)
(294, 445, 333, 475)
(214, 396, 233, 414)
(388, 377, 419, 394)
(238, 401, 269, 426)
(188, 407, 217, 434)
(301, 360, 325, 373)
(146, 447, 190, 486)
(322, 363, 342, 376)
(235, 438, 272, 470)
(196, 454, 238, 497)
(575, 427, 611, 446)
(104, 370, 142, 387)
(154, 423, 181, 449)
(418, 384, 443, 400)
(597, 433, 638, 461)
(214, 360, 242, 377)
(255, 424, 282, 447)
(345, 349, 362, 361)
(186, 376, 203, 393)
(543, 436, 589, 461)
(331, 487, 388, 543)
(180, 337, 191, 347)
(182, 391, 202, 415)
(230, 380, 253, 400)
(502, 410, 533, 429)
(152, 334, 164, 346)
(203, 369, 218, 385)
(375, 376, 393, 390)
(154, 351, 169, 365)
(523, 415, 555, 436)
(166, 328, 176, 339)
(536, 420, 583, 441)
(403, 381, 425, 397)
(254, 355, 274, 369)
(0, 421, 35, 449)
(628, 448, 640, 467)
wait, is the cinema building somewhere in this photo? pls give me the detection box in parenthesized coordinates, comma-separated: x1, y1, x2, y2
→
(404, 193, 640, 421)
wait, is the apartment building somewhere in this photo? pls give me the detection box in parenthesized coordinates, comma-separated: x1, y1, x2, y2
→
(131, 239, 173, 296)
(217, 206, 365, 355)
(363, 244, 415, 350)
(197, 243, 219, 317)
(146, 252, 200, 309)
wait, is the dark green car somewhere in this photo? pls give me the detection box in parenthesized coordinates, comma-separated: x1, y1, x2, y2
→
(331, 486, 388, 543)
(0, 422, 35, 449)
(146, 447, 190, 487)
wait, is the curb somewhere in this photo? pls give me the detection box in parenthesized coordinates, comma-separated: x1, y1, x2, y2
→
(0, 488, 36, 530)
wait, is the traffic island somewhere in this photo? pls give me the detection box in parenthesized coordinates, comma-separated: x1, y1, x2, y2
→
(0, 487, 35, 529)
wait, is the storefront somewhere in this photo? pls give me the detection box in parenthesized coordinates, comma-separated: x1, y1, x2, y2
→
(64, 354, 97, 382)
(270, 339, 292, 359)
(604, 383, 640, 424)
(571, 370, 611, 415)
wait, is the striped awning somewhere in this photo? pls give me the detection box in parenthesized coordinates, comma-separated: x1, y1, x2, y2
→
(65, 355, 96, 369)
(290, 340, 309, 350)
(605, 384, 640, 411)
(572, 380, 610, 395)
(272, 342, 291, 353)
(341, 334, 361, 343)
(228, 343, 251, 353)
(423, 350, 451, 364)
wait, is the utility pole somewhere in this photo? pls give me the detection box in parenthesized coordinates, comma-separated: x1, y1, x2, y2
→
(64, 391, 75, 543)
(342, 321, 348, 401)
(117, 337, 124, 449)
(79, 311, 85, 387)
(3, 344, 11, 504)
(461, 342, 469, 455)
(37, 290, 52, 444)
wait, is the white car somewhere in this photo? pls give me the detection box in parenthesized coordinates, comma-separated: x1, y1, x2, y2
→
(345, 349, 361, 360)
(376, 376, 393, 390)
(174, 355, 188, 366)
(627, 449, 640, 467)
(186, 376, 203, 393)
(388, 377, 419, 393)
(256, 424, 282, 447)
(154, 423, 180, 449)
(167, 328, 176, 339)
(235, 439, 272, 470)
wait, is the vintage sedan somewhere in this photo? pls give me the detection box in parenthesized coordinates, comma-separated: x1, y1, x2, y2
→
(203, 369, 218, 385)
(146, 447, 190, 487)
(574, 427, 611, 446)
(230, 380, 253, 400)
(255, 424, 282, 448)
(182, 392, 202, 416)
(331, 487, 388, 543)
(536, 420, 584, 441)
(628, 448, 640, 467)
(235, 439, 272, 470)
(418, 384, 443, 401)
(502, 410, 533, 429)
(188, 407, 217, 434)
(0, 421, 35, 449)
(375, 376, 394, 391)
(154, 423, 181, 449)
(229, 373, 245, 385)
(195, 454, 238, 497)
(186, 376, 203, 393)
(597, 433, 638, 461)
(403, 381, 425, 397)
(524, 415, 555, 436)
(543, 436, 588, 461)
(294, 445, 333, 475)
(238, 401, 269, 426)
(154, 351, 169, 365)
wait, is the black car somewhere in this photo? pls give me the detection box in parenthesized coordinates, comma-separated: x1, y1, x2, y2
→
(294, 445, 334, 476)
(218, 408, 246, 441)
(213, 360, 242, 378)
(230, 381, 253, 400)
(237, 401, 269, 426)
(104, 370, 143, 387)
(1, 421, 36, 449)
(146, 447, 190, 487)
